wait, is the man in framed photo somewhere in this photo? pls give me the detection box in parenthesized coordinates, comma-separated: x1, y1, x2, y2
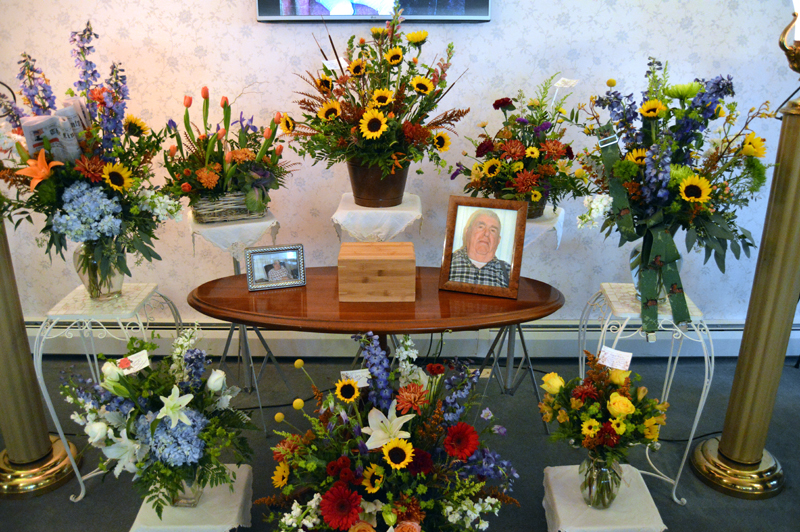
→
(449, 209, 510, 288)
(267, 260, 293, 282)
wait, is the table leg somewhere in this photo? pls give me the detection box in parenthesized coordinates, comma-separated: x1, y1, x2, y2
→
(239, 323, 254, 392)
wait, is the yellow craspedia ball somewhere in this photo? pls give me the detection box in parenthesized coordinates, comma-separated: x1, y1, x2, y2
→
(274, 412, 285, 423)
(293, 398, 305, 410)
(607, 79, 617, 87)
(294, 359, 304, 369)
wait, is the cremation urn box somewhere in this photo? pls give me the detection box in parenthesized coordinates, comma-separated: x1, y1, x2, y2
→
(337, 242, 416, 302)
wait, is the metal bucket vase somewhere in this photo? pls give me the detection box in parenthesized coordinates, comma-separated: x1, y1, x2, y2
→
(346, 160, 409, 208)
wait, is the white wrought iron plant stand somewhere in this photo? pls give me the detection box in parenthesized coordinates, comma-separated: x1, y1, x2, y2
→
(32, 283, 182, 502)
(578, 282, 715, 505)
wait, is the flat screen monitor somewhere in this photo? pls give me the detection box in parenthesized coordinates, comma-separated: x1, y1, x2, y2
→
(256, 0, 491, 22)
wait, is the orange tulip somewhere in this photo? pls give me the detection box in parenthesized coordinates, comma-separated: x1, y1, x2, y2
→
(201, 86, 209, 99)
(220, 96, 229, 108)
(274, 111, 282, 123)
(184, 95, 192, 108)
(168, 145, 177, 158)
(275, 144, 284, 156)
(263, 128, 272, 139)
(15, 149, 64, 190)
(216, 127, 226, 138)
(225, 152, 233, 163)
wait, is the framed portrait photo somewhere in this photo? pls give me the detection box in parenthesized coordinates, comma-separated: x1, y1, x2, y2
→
(438, 196, 527, 299)
(245, 244, 306, 291)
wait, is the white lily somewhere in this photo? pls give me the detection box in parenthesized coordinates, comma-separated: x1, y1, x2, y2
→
(360, 400, 415, 450)
(156, 385, 193, 428)
(102, 429, 148, 477)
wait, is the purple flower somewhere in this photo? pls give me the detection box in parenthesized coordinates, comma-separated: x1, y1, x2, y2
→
(450, 162, 464, 180)
(532, 121, 552, 136)
(516, 117, 529, 125)
(481, 408, 493, 420)
(167, 118, 177, 131)
(492, 425, 507, 436)
(358, 440, 369, 455)
(70, 22, 100, 104)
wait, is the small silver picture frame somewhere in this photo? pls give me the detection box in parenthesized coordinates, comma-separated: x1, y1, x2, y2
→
(245, 244, 306, 291)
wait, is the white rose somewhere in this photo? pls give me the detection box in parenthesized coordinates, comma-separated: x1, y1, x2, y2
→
(206, 369, 226, 392)
(101, 361, 123, 382)
(85, 421, 109, 446)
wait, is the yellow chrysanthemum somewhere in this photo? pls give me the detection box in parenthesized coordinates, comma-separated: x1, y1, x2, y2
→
(483, 158, 502, 177)
(371, 89, 395, 107)
(362, 463, 385, 494)
(384, 47, 403, 65)
(348, 58, 367, 77)
(280, 114, 295, 134)
(102, 163, 133, 192)
(525, 146, 539, 159)
(470, 163, 484, 181)
(406, 30, 428, 45)
(625, 148, 648, 166)
(581, 418, 600, 438)
(433, 131, 451, 152)
(530, 190, 543, 202)
(742, 131, 766, 158)
(679, 174, 712, 203)
(410, 76, 434, 95)
(123, 115, 149, 137)
(272, 461, 289, 488)
(643, 417, 664, 440)
(335, 378, 360, 403)
(639, 99, 667, 118)
(317, 100, 342, 121)
(316, 74, 333, 93)
(383, 438, 414, 470)
(510, 161, 524, 172)
(610, 417, 626, 435)
(359, 109, 388, 140)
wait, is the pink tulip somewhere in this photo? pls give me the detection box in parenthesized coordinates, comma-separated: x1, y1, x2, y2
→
(274, 111, 282, 123)
(275, 144, 284, 156)
(220, 96, 229, 108)
(263, 128, 272, 139)
(201, 86, 209, 99)
(184, 96, 192, 108)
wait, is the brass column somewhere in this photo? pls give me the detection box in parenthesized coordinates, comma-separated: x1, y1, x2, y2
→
(0, 222, 77, 498)
(690, 16, 800, 499)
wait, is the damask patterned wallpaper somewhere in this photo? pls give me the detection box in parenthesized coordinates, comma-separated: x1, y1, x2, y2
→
(1, 0, 796, 324)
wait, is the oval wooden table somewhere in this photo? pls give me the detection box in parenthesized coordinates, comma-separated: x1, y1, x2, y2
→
(188, 266, 565, 393)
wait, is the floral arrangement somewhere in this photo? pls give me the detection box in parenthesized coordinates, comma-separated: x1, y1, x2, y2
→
(454, 76, 591, 210)
(162, 87, 295, 214)
(257, 333, 518, 531)
(286, 6, 469, 177)
(61, 327, 255, 518)
(576, 58, 772, 331)
(539, 352, 667, 507)
(0, 22, 181, 297)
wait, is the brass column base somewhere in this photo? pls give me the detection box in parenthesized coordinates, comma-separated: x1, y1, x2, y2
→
(0, 435, 79, 499)
(691, 437, 784, 500)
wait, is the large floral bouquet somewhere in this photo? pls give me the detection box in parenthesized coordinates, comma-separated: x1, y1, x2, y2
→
(286, 7, 469, 177)
(455, 77, 591, 210)
(539, 352, 667, 507)
(0, 22, 181, 297)
(162, 88, 294, 215)
(576, 58, 771, 331)
(258, 333, 517, 531)
(61, 327, 255, 518)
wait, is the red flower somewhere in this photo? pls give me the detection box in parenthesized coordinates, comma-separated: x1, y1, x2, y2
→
(184, 95, 193, 108)
(339, 468, 355, 483)
(572, 383, 600, 402)
(320, 483, 362, 531)
(337, 456, 351, 470)
(326, 460, 341, 478)
(396, 383, 430, 415)
(426, 363, 445, 376)
(598, 422, 620, 447)
(407, 448, 433, 476)
(475, 139, 494, 158)
(444, 422, 479, 460)
(493, 97, 513, 110)
(201, 86, 209, 99)
(118, 358, 131, 369)
(565, 145, 574, 160)
(180, 182, 192, 192)
(272, 434, 302, 462)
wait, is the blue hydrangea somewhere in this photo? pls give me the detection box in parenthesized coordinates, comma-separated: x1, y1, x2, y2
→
(150, 409, 208, 467)
(52, 181, 122, 242)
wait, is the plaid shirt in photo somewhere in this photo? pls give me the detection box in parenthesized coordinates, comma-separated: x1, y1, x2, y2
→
(448, 247, 510, 288)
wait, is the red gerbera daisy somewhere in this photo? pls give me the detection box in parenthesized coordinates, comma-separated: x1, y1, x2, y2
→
(444, 422, 480, 460)
(598, 422, 620, 447)
(426, 363, 445, 376)
(320, 483, 362, 531)
(407, 448, 434, 476)
(572, 383, 600, 402)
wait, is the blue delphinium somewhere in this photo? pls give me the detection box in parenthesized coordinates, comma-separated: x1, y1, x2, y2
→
(441, 358, 478, 424)
(17, 52, 56, 116)
(98, 63, 128, 158)
(70, 21, 100, 118)
(596, 90, 640, 146)
(462, 448, 519, 492)
(641, 143, 673, 212)
(150, 409, 208, 467)
(181, 348, 209, 391)
(356, 332, 392, 410)
(0, 93, 26, 129)
(52, 181, 122, 242)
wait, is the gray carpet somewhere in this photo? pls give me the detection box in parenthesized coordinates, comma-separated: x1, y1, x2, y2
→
(2, 349, 799, 531)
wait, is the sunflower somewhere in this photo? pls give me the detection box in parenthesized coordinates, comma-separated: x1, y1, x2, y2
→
(482, 158, 502, 177)
(433, 131, 451, 152)
(679, 174, 712, 203)
(406, 30, 428, 46)
(272, 461, 289, 488)
(383, 438, 414, 470)
(410, 76, 434, 95)
(525, 146, 540, 159)
(359, 109, 388, 140)
(371, 89, 395, 108)
(742, 131, 766, 158)
(530, 190, 543, 202)
(334, 378, 360, 403)
(639, 99, 667, 118)
(581, 418, 601, 438)
(102, 163, 133, 192)
(362, 463, 385, 494)
(280, 114, 295, 134)
(371, 27, 387, 39)
(348, 58, 367, 77)
(625, 148, 648, 166)
(317, 100, 342, 121)
(384, 47, 403, 65)
(316, 74, 333, 93)
(123, 115, 149, 137)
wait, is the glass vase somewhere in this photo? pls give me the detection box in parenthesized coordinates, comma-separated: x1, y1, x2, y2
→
(579, 453, 622, 509)
(72, 242, 124, 300)
(171, 471, 204, 508)
(629, 241, 682, 302)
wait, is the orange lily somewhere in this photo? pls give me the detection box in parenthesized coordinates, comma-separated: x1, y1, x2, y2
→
(15, 149, 64, 190)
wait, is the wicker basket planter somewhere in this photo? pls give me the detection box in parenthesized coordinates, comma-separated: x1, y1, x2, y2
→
(527, 198, 547, 219)
(191, 192, 266, 224)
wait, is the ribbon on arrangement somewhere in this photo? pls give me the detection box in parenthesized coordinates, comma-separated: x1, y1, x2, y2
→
(596, 123, 637, 243)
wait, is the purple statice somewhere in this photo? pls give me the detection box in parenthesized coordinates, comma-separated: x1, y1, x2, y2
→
(358, 332, 392, 410)
(441, 358, 478, 424)
(516, 117, 529, 125)
(462, 448, 519, 492)
(151, 409, 208, 467)
(641, 143, 673, 213)
(450, 162, 464, 180)
(97, 63, 128, 158)
(181, 348, 209, 391)
(595, 90, 639, 146)
(532, 121, 552, 136)
(70, 21, 100, 117)
(0, 93, 26, 129)
(16, 52, 56, 116)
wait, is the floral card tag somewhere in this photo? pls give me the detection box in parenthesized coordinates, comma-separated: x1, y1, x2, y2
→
(598, 345, 632, 371)
(554, 77, 579, 88)
(340, 368, 371, 388)
(322, 58, 347, 73)
(120, 350, 149, 375)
